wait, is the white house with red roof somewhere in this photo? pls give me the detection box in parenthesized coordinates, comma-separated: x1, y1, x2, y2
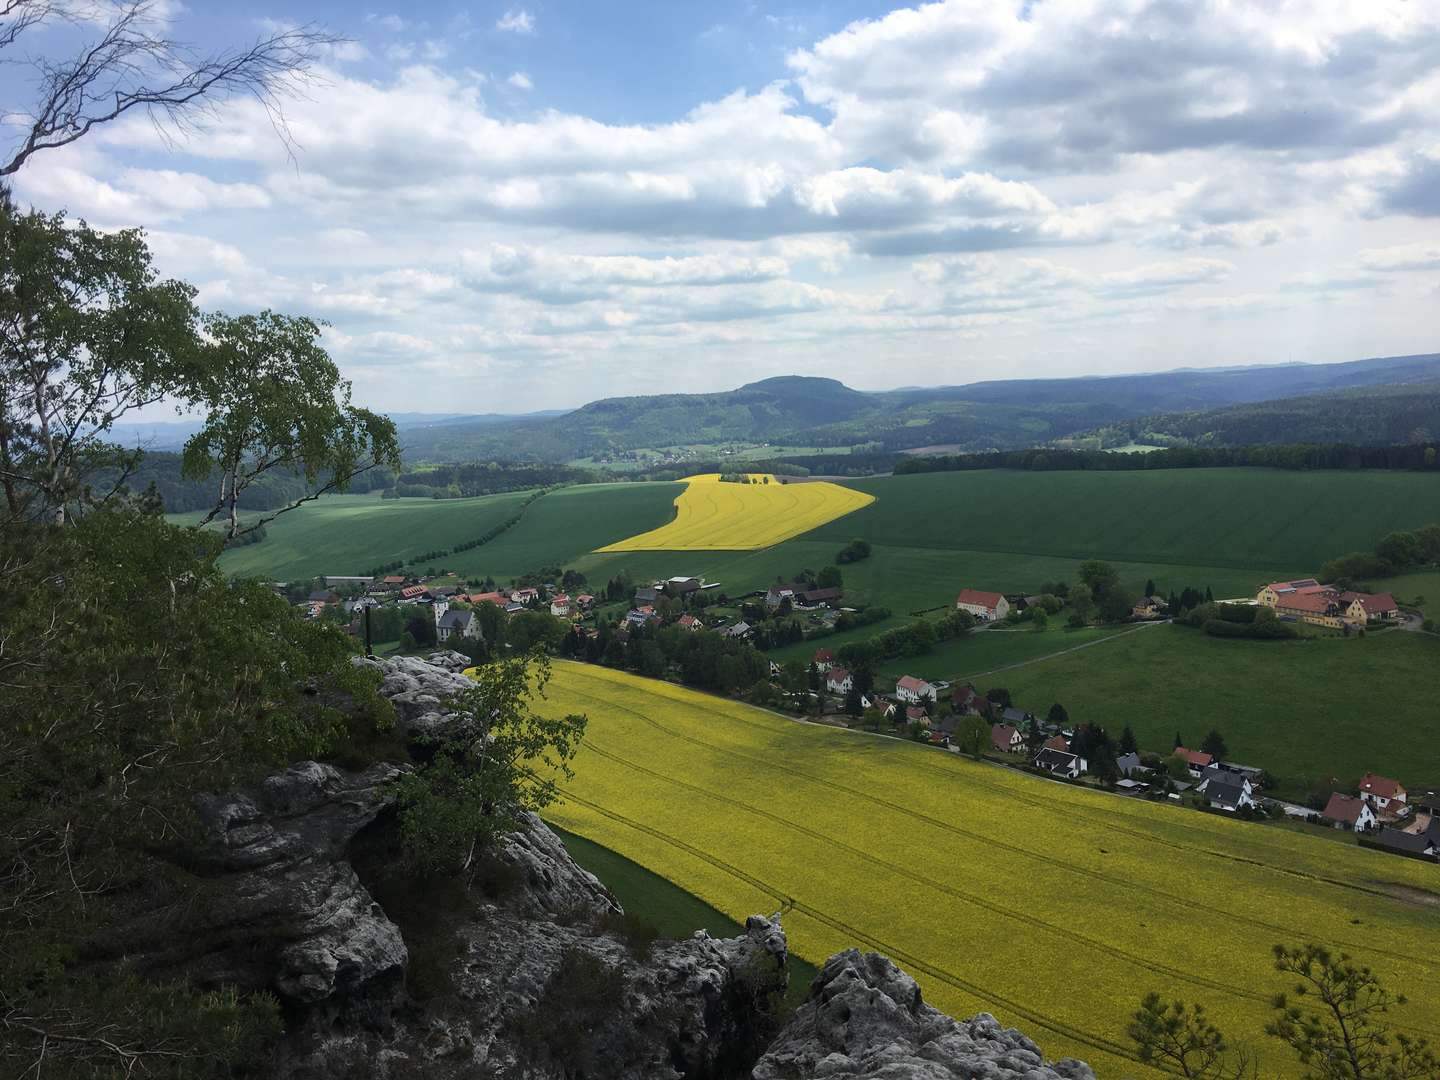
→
(894, 675, 937, 703)
(811, 648, 835, 671)
(1359, 772, 1406, 809)
(956, 588, 1009, 621)
(550, 594, 573, 618)
(991, 723, 1023, 752)
(676, 613, 703, 631)
(1173, 746, 1214, 777)
(1322, 792, 1377, 832)
(825, 667, 853, 694)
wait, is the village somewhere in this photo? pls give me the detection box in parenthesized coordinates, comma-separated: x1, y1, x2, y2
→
(284, 563, 1434, 868)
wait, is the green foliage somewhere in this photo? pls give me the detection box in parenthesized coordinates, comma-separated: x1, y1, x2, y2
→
(954, 714, 990, 758)
(836, 537, 872, 563)
(393, 652, 586, 877)
(1129, 992, 1256, 1078)
(1268, 944, 1439, 1080)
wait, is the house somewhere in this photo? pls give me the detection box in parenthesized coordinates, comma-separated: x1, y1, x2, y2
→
(1132, 596, 1165, 618)
(634, 586, 660, 605)
(1205, 777, 1257, 813)
(1172, 747, 1214, 777)
(1042, 734, 1069, 752)
(664, 576, 702, 597)
(955, 588, 1010, 622)
(927, 730, 951, 748)
(467, 591, 510, 607)
(825, 667, 854, 694)
(308, 589, 340, 606)
(894, 675, 937, 703)
(428, 585, 460, 599)
(1339, 591, 1399, 624)
(379, 574, 408, 591)
(1359, 773, 1407, 810)
(795, 586, 842, 607)
(722, 621, 752, 640)
(575, 594, 596, 610)
(512, 587, 540, 605)
(905, 705, 929, 724)
(1115, 752, 1143, 777)
(812, 648, 836, 671)
(503, 601, 526, 614)
(1321, 793, 1377, 833)
(951, 683, 988, 716)
(765, 585, 796, 609)
(1034, 747, 1086, 779)
(550, 594, 573, 618)
(399, 585, 430, 602)
(343, 596, 380, 615)
(991, 723, 1023, 752)
(1000, 706, 1029, 728)
(1116, 778, 1150, 794)
(1373, 827, 1437, 859)
(1197, 764, 1253, 796)
(435, 608, 482, 643)
(864, 695, 898, 720)
(677, 613, 703, 631)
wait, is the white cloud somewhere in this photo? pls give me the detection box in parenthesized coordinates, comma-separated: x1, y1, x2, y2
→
(1360, 242, 1440, 272)
(507, 71, 533, 91)
(496, 9, 535, 34)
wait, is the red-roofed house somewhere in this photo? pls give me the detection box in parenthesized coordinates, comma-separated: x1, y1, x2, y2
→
(991, 723, 1023, 752)
(1043, 734, 1069, 752)
(825, 667, 853, 694)
(812, 648, 835, 671)
(894, 675, 937, 703)
(905, 705, 929, 724)
(956, 589, 1009, 621)
(1322, 793, 1377, 833)
(1359, 772, 1406, 809)
(1340, 591, 1399, 624)
(951, 683, 988, 717)
(550, 594, 573, 618)
(677, 613, 703, 631)
(575, 593, 596, 609)
(468, 591, 509, 606)
(399, 585, 430, 601)
(1173, 747, 1213, 776)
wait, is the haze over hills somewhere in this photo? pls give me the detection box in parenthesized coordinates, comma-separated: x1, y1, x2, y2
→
(396, 352, 1440, 463)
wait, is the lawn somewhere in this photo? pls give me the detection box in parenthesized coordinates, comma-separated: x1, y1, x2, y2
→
(598, 473, 873, 552)
(874, 623, 1140, 682)
(539, 662, 1440, 1079)
(1371, 568, 1440, 608)
(208, 482, 682, 582)
(999, 625, 1440, 795)
(812, 469, 1440, 573)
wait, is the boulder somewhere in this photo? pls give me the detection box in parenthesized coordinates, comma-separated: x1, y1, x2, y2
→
(754, 949, 1095, 1080)
(352, 653, 474, 737)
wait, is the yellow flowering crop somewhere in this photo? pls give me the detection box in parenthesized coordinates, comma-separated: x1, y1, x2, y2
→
(595, 472, 874, 551)
(539, 662, 1440, 1079)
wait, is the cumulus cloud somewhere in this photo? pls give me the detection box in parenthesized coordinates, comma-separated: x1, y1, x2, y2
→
(496, 9, 535, 34)
(507, 71, 533, 90)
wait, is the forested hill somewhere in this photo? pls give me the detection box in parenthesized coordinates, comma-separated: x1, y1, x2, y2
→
(395, 353, 1440, 463)
(1082, 380, 1440, 449)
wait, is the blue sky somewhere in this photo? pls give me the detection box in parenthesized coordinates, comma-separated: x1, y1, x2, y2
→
(6, 1, 1440, 413)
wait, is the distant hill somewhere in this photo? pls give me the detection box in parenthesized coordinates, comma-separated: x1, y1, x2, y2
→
(1085, 379, 1440, 448)
(397, 353, 1440, 463)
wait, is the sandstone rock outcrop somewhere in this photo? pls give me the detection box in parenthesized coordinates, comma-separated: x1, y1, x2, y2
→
(755, 949, 1096, 1080)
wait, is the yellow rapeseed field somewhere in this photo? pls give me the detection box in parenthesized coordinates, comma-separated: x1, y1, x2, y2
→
(595, 472, 874, 551)
(538, 662, 1440, 1079)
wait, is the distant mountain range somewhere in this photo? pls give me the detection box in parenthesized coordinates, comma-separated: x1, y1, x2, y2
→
(394, 353, 1440, 463)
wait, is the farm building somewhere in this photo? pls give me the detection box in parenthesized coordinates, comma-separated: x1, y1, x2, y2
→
(895, 675, 937, 703)
(955, 588, 1009, 621)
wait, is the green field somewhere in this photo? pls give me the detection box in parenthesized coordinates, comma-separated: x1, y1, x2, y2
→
(999, 625, 1440, 793)
(206, 482, 682, 581)
(1372, 568, 1440, 608)
(873, 623, 1141, 682)
(540, 662, 1440, 1079)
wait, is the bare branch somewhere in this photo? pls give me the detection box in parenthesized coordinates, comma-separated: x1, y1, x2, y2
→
(0, 1, 344, 176)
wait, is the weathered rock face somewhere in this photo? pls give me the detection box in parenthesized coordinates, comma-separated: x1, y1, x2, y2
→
(755, 949, 1096, 1080)
(190, 760, 410, 1007)
(352, 651, 474, 737)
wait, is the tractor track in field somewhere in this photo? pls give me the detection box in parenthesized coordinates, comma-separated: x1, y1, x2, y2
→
(552, 787, 1151, 1074)
(581, 738, 1277, 1011)
(552, 665, 1435, 976)
(957, 619, 1164, 678)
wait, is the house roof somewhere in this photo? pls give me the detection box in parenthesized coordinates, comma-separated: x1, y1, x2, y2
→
(1116, 752, 1142, 775)
(400, 585, 429, 599)
(1043, 735, 1069, 751)
(1206, 780, 1248, 808)
(1359, 772, 1405, 799)
(1262, 578, 1320, 595)
(1374, 827, 1433, 855)
(1322, 792, 1369, 824)
(1035, 747, 1079, 772)
(991, 723, 1019, 749)
(813, 648, 835, 664)
(437, 609, 473, 629)
(798, 586, 841, 602)
(826, 666, 851, 684)
(1001, 706, 1027, 725)
(896, 675, 932, 693)
(1174, 747, 1214, 768)
(469, 591, 509, 605)
(956, 588, 1005, 609)
(1341, 591, 1398, 615)
(905, 705, 928, 721)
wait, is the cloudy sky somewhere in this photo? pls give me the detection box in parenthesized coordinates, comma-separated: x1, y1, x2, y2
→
(9, 1, 1440, 412)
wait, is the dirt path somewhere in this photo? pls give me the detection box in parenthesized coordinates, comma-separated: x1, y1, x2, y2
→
(958, 619, 1168, 679)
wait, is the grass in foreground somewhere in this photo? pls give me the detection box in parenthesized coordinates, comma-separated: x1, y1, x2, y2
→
(539, 662, 1440, 1079)
(1001, 624, 1440, 795)
(598, 473, 874, 552)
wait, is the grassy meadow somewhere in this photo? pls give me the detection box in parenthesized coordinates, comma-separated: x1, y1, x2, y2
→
(999, 624, 1440, 793)
(598, 472, 873, 551)
(539, 662, 1440, 1079)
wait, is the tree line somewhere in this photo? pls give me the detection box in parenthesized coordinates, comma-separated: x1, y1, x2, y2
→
(895, 442, 1440, 475)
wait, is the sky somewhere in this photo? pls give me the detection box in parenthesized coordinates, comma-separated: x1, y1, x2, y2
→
(7, 0, 1440, 414)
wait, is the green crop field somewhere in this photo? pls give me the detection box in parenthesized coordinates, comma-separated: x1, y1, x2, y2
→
(1372, 568, 1440, 608)
(873, 623, 1140, 682)
(999, 625, 1440, 794)
(205, 482, 682, 581)
(539, 662, 1440, 1079)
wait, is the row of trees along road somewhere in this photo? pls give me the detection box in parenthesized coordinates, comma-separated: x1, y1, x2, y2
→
(1, 5, 584, 1076)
